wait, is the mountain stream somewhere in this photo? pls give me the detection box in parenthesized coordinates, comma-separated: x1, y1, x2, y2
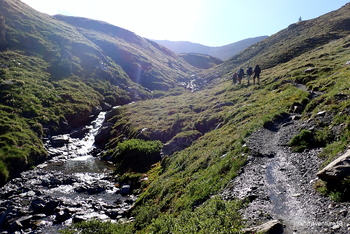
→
(0, 110, 137, 233)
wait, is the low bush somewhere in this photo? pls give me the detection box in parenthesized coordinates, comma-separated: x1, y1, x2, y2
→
(111, 139, 163, 173)
(288, 129, 314, 152)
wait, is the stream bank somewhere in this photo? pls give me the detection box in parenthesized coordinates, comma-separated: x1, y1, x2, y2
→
(0, 111, 136, 233)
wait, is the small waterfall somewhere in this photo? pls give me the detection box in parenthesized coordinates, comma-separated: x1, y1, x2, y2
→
(43, 111, 111, 173)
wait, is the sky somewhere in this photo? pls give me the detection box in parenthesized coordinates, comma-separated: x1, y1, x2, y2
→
(21, 0, 350, 47)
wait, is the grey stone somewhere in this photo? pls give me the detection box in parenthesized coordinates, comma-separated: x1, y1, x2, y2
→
(242, 219, 283, 233)
(120, 185, 131, 195)
(317, 149, 350, 181)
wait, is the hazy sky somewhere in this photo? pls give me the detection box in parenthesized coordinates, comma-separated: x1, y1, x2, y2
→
(21, 0, 350, 47)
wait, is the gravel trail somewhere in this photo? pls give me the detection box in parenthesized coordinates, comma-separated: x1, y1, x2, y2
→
(222, 115, 350, 233)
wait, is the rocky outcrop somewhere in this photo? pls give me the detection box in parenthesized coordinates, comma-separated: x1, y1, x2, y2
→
(317, 149, 350, 182)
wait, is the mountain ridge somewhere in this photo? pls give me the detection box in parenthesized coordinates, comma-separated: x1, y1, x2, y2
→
(153, 36, 269, 60)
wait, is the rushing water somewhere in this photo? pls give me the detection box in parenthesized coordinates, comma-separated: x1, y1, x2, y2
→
(0, 109, 137, 233)
(43, 111, 113, 174)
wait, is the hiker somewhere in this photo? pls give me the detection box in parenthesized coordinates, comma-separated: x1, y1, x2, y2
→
(232, 72, 238, 84)
(253, 65, 261, 85)
(237, 67, 244, 84)
(246, 66, 253, 85)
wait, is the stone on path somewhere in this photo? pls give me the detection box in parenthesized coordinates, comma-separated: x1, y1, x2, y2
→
(317, 149, 350, 182)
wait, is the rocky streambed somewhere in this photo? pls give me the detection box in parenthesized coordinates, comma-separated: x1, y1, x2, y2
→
(0, 111, 137, 233)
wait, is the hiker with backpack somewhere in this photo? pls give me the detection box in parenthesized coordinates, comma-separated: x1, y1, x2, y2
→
(232, 72, 238, 84)
(237, 67, 244, 84)
(253, 65, 261, 85)
(246, 66, 253, 85)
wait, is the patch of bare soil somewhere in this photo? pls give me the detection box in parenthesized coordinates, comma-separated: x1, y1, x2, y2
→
(222, 114, 350, 233)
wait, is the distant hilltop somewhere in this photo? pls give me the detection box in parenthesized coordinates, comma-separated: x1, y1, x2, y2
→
(152, 36, 269, 60)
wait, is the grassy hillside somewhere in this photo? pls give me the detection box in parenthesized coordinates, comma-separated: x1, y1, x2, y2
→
(0, 0, 199, 184)
(63, 3, 350, 233)
(54, 15, 199, 91)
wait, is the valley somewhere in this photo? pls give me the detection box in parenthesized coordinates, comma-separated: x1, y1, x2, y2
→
(0, 0, 350, 233)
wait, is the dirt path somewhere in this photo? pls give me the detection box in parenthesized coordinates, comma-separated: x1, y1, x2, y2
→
(221, 115, 349, 233)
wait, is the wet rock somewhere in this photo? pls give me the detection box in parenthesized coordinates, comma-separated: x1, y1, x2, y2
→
(9, 219, 23, 231)
(72, 215, 87, 223)
(59, 118, 71, 132)
(50, 135, 70, 147)
(70, 127, 90, 138)
(317, 110, 326, 116)
(10, 215, 33, 230)
(92, 106, 102, 117)
(105, 209, 120, 219)
(94, 123, 113, 146)
(55, 209, 70, 223)
(317, 149, 350, 182)
(101, 102, 113, 111)
(242, 219, 283, 233)
(30, 198, 46, 213)
(120, 185, 131, 195)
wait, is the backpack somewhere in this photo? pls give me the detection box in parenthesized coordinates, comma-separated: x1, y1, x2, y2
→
(238, 68, 244, 77)
(247, 67, 253, 75)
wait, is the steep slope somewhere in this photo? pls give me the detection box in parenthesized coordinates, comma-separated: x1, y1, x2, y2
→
(154, 36, 268, 60)
(0, 0, 198, 185)
(202, 2, 350, 81)
(54, 15, 199, 91)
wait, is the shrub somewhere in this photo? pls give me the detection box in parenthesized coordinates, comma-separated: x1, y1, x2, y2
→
(288, 129, 314, 152)
(112, 139, 163, 173)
